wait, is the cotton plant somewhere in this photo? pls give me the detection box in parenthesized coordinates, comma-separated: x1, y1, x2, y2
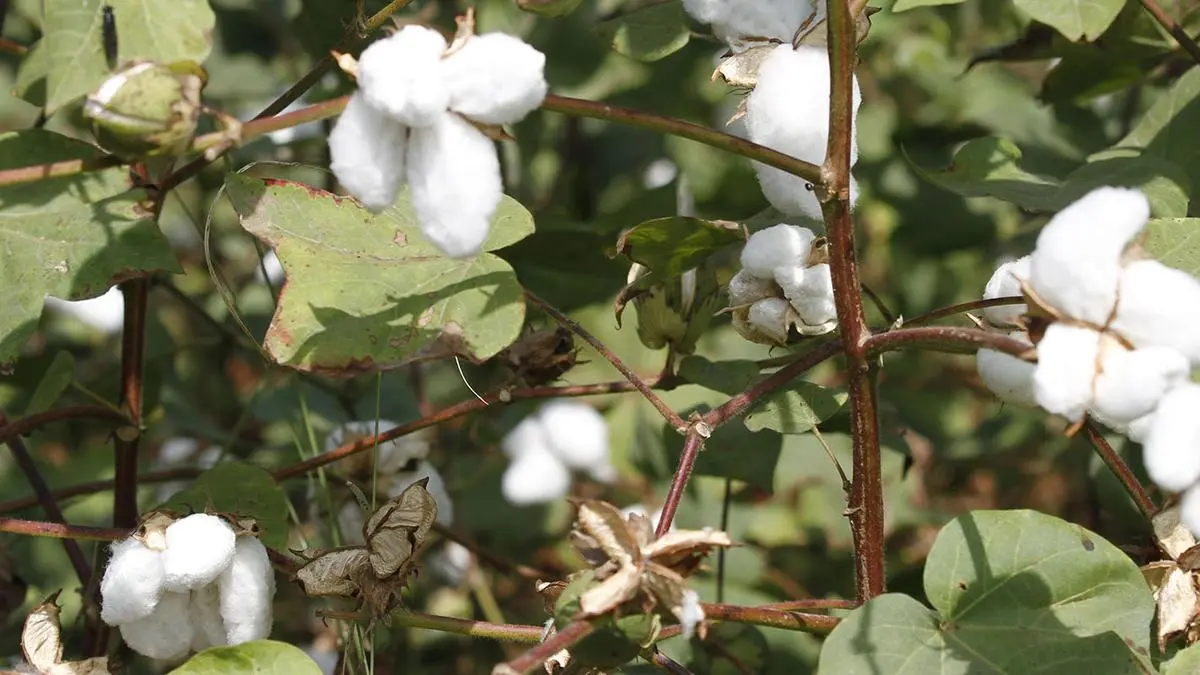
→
(99, 512, 274, 661)
(327, 17, 548, 259)
(727, 223, 837, 345)
(500, 400, 616, 506)
(973, 187, 1200, 532)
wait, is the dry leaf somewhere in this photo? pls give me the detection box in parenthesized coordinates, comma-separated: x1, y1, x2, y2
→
(364, 478, 437, 578)
(20, 592, 111, 675)
(712, 44, 775, 88)
(1158, 567, 1199, 650)
(497, 327, 579, 387)
(296, 547, 372, 597)
(1154, 506, 1197, 560)
(133, 511, 175, 551)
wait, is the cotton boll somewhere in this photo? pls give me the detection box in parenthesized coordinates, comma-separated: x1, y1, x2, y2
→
(1028, 187, 1148, 325)
(537, 401, 610, 473)
(391, 461, 454, 525)
(119, 591, 194, 661)
(789, 263, 837, 328)
(683, 0, 815, 45)
(407, 112, 502, 259)
(982, 256, 1031, 328)
(1032, 323, 1102, 422)
(443, 33, 547, 125)
(727, 269, 776, 307)
(502, 445, 571, 506)
(1144, 385, 1200, 493)
(100, 538, 166, 625)
(189, 584, 227, 651)
(740, 224, 815, 279)
(357, 26, 450, 127)
(44, 287, 125, 334)
(162, 514, 237, 592)
(329, 93, 408, 210)
(1092, 343, 1189, 426)
(218, 537, 275, 645)
(746, 297, 794, 345)
(501, 416, 552, 460)
(976, 333, 1036, 406)
(1111, 260, 1200, 364)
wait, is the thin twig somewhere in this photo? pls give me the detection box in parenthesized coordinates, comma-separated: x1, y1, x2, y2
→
(1082, 420, 1157, 520)
(656, 427, 705, 536)
(864, 325, 1031, 359)
(901, 296, 1024, 328)
(700, 603, 839, 635)
(433, 523, 553, 581)
(761, 598, 858, 611)
(1140, 0, 1200, 65)
(0, 518, 128, 541)
(113, 278, 148, 529)
(493, 620, 594, 675)
(716, 477, 732, 604)
(317, 609, 545, 643)
(0, 405, 130, 444)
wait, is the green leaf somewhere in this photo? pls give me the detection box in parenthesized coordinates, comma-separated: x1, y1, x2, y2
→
(678, 356, 760, 396)
(24, 352, 76, 416)
(818, 510, 1156, 674)
(600, 2, 691, 62)
(893, 0, 967, 10)
(170, 640, 323, 675)
(1143, 218, 1200, 277)
(911, 137, 1062, 211)
(1165, 643, 1200, 675)
(1114, 67, 1200, 212)
(224, 174, 533, 375)
(744, 382, 848, 434)
(156, 462, 290, 550)
(1013, 0, 1124, 41)
(14, 40, 49, 107)
(1058, 154, 1190, 217)
(616, 216, 744, 280)
(0, 130, 179, 366)
(43, 0, 216, 113)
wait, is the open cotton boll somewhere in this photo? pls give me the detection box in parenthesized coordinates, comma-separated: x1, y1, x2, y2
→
(161, 514, 237, 592)
(120, 591, 194, 661)
(977, 334, 1036, 406)
(44, 286, 125, 334)
(727, 269, 777, 307)
(683, 0, 815, 46)
(982, 256, 1031, 328)
(1028, 187, 1148, 325)
(218, 537, 275, 645)
(1112, 259, 1200, 364)
(442, 33, 548, 125)
(1091, 343, 1189, 426)
(1144, 385, 1200, 493)
(357, 26, 450, 128)
(789, 263, 837, 327)
(329, 93, 408, 210)
(1032, 323, 1102, 422)
(747, 297, 794, 345)
(407, 112, 502, 259)
(502, 444, 571, 506)
(392, 461, 454, 525)
(741, 224, 815, 279)
(501, 416, 552, 460)
(189, 584, 227, 651)
(100, 538, 166, 625)
(537, 401, 610, 473)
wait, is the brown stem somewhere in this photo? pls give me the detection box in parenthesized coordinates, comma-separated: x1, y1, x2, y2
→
(902, 296, 1025, 328)
(655, 427, 705, 537)
(0, 405, 130, 444)
(701, 603, 839, 635)
(761, 598, 858, 611)
(493, 620, 594, 675)
(645, 650, 694, 675)
(0, 518, 128, 541)
(1082, 420, 1157, 520)
(525, 291, 685, 430)
(1140, 0, 1200, 65)
(864, 326, 1031, 359)
(113, 278, 148, 529)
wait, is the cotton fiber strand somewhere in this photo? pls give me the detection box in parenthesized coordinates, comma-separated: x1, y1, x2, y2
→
(328, 93, 408, 210)
(161, 514, 236, 592)
(538, 401, 610, 473)
(188, 585, 226, 651)
(357, 26, 450, 127)
(976, 335, 1036, 406)
(100, 538, 165, 626)
(442, 33, 548, 124)
(1111, 259, 1200, 364)
(1031, 323, 1102, 422)
(740, 224, 815, 279)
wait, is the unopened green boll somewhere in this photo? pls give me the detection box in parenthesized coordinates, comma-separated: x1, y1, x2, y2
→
(628, 265, 721, 355)
(83, 61, 206, 160)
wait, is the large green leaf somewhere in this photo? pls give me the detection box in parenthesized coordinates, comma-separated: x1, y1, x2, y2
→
(893, 0, 967, 10)
(818, 510, 1155, 674)
(156, 462, 290, 550)
(170, 640, 323, 675)
(599, 2, 691, 62)
(616, 216, 743, 280)
(224, 174, 532, 374)
(0, 130, 179, 366)
(1144, 218, 1200, 277)
(1013, 0, 1124, 41)
(42, 0, 216, 113)
(1165, 644, 1200, 675)
(744, 382, 848, 435)
(911, 137, 1061, 211)
(1114, 66, 1200, 213)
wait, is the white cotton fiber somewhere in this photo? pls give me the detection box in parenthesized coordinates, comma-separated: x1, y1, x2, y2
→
(727, 269, 776, 307)
(1092, 343, 1189, 426)
(218, 536, 275, 645)
(162, 514, 236, 592)
(443, 33, 548, 125)
(683, 0, 816, 46)
(502, 443, 571, 506)
(100, 537, 166, 626)
(1111, 259, 1200, 365)
(391, 461, 454, 525)
(1144, 385, 1200, 493)
(789, 263, 837, 327)
(1032, 323, 1102, 422)
(679, 589, 705, 640)
(1028, 187, 1148, 325)
(746, 297, 794, 345)
(501, 416, 551, 460)
(740, 224, 815, 279)
(406, 112, 502, 259)
(44, 286, 125, 335)
(982, 256, 1031, 328)
(538, 401, 611, 473)
(357, 26, 450, 128)
(977, 333, 1036, 406)
(119, 590, 194, 661)
(189, 584, 227, 652)
(329, 93, 408, 210)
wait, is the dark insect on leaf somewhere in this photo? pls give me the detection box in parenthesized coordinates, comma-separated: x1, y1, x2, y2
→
(497, 327, 579, 386)
(102, 4, 118, 70)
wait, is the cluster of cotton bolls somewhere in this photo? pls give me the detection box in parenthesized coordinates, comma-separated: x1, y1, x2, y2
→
(500, 401, 615, 505)
(100, 513, 274, 661)
(727, 223, 837, 345)
(975, 187, 1200, 531)
(684, 0, 860, 220)
(328, 23, 547, 259)
(320, 421, 454, 540)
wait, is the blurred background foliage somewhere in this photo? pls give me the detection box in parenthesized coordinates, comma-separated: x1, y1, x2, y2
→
(0, 0, 1189, 672)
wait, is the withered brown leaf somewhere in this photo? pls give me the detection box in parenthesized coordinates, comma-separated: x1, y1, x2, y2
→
(497, 327, 579, 387)
(21, 592, 111, 675)
(364, 478, 438, 578)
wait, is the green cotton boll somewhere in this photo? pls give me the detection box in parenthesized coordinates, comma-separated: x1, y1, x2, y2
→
(632, 267, 721, 355)
(83, 61, 205, 160)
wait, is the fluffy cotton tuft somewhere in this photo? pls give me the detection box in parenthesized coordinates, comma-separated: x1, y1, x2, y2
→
(1028, 187, 1148, 326)
(161, 514, 237, 592)
(727, 269, 776, 307)
(746, 297, 794, 345)
(357, 26, 450, 128)
(682, 0, 816, 46)
(788, 262, 836, 327)
(1111, 259, 1200, 364)
(982, 256, 1030, 328)
(502, 443, 571, 505)
(44, 286, 125, 334)
(442, 33, 548, 125)
(740, 224, 815, 279)
(119, 591, 194, 661)
(218, 536, 275, 645)
(501, 416, 550, 460)
(406, 112, 502, 259)
(100, 538, 166, 625)
(1091, 344, 1189, 426)
(189, 584, 226, 652)
(1144, 385, 1200, 493)
(1032, 323, 1101, 422)
(976, 333, 1036, 406)
(745, 45, 860, 219)
(537, 401, 610, 473)
(329, 93, 408, 210)
(679, 589, 705, 639)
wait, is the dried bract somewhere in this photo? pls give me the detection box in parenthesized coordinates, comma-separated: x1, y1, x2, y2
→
(21, 593, 111, 675)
